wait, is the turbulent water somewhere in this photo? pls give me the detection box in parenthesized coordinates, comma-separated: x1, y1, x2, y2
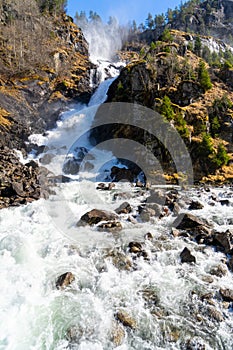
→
(1, 61, 233, 350)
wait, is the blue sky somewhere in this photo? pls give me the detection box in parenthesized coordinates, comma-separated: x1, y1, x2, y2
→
(67, 0, 182, 24)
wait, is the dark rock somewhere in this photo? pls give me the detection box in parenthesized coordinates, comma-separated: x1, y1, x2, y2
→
(110, 166, 135, 182)
(96, 183, 115, 190)
(220, 288, 233, 302)
(56, 272, 75, 290)
(174, 213, 211, 230)
(115, 202, 132, 214)
(188, 200, 204, 210)
(77, 209, 118, 226)
(220, 199, 230, 206)
(227, 256, 233, 272)
(213, 229, 233, 253)
(128, 242, 143, 253)
(180, 247, 196, 264)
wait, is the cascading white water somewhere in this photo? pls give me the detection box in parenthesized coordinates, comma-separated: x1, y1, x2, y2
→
(1, 37, 233, 350)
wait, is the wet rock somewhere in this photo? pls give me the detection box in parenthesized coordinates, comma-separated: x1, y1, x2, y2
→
(220, 199, 230, 206)
(141, 288, 159, 308)
(115, 310, 137, 329)
(39, 153, 55, 165)
(180, 247, 196, 264)
(111, 321, 125, 346)
(213, 229, 233, 253)
(188, 200, 204, 210)
(106, 250, 132, 271)
(56, 272, 75, 289)
(128, 242, 142, 254)
(201, 275, 214, 284)
(77, 209, 118, 226)
(128, 241, 148, 260)
(220, 288, 233, 302)
(97, 221, 122, 231)
(171, 228, 181, 237)
(115, 202, 132, 214)
(146, 190, 165, 205)
(96, 182, 115, 190)
(207, 306, 224, 322)
(144, 232, 153, 240)
(209, 264, 228, 277)
(138, 204, 162, 222)
(174, 213, 211, 230)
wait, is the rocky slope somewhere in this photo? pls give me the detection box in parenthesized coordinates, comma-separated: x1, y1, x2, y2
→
(0, 1, 93, 208)
(106, 29, 233, 183)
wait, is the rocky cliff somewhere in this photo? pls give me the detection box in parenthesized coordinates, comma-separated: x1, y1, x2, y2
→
(0, 1, 93, 208)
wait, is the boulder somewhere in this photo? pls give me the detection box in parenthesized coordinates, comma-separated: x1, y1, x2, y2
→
(115, 202, 132, 214)
(115, 310, 137, 329)
(77, 209, 118, 226)
(180, 247, 196, 264)
(128, 241, 148, 260)
(207, 306, 224, 322)
(173, 213, 211, 230)
(188, 200, 204, 210)
(56, 272, 75, 290)
(209, 264, 227, 277)
(213, 229, 233, 253)
(220, 288, 233, 302)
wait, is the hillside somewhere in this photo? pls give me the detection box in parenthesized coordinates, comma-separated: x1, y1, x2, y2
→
(108, 27, 233, 183)
(0, 0, 93, 150)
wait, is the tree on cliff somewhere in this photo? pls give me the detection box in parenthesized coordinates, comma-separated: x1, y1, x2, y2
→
(36, 0, 67, 14)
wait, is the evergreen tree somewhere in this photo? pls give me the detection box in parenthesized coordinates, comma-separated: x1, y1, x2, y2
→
(158, 96, 175, 121)
(197, 60, 212, 91)
(145, 13, 154, 29)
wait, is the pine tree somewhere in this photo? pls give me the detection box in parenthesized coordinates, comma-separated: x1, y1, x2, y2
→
(197, 60, 212, 91)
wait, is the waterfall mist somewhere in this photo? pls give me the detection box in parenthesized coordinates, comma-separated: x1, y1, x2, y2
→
(75, 14, 129, 62)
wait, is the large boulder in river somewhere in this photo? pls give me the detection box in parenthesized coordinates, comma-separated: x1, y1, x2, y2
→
(180, 247, 196, 264)
(173, 213, 211, 230)
(77, 209, 118, 226)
